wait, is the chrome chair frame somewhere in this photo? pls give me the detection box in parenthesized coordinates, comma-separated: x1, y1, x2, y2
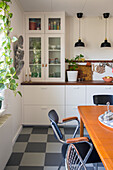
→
(66, 141, 93, 170)
(49, 109, 80, 141)
(48, 110, 101, 170)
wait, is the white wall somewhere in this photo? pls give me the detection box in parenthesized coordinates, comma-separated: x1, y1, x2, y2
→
(65, 16, 113, 79)
(65, 16, 113, 60)
(4, 0, 24, 145)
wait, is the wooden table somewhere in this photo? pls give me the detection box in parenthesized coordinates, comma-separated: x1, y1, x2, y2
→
(78, 105, 113, 170)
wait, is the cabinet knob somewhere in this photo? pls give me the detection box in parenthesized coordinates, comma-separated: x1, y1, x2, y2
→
(42, 64, 44, 67)
(45, 64, 47, 67)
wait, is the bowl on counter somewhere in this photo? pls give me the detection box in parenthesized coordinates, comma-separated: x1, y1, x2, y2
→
(103, 76, 113, 82)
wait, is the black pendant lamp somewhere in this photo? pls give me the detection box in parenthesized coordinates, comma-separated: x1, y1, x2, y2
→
(101, 13, 111, 47)
(74, 13, 85, 47)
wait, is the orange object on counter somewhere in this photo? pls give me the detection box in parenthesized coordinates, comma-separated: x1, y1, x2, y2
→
(103, 76, 113, 82)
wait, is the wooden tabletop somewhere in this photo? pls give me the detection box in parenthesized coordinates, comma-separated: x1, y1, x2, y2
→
(78, 106, 113, 170)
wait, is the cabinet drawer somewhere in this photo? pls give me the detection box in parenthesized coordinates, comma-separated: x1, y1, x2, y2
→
(66, 85, 86, 105)
(23, 105, 65, 125)
(86, 85, 113, 105)
(66, 106, 80, 125)
(23, 86, 65, 105)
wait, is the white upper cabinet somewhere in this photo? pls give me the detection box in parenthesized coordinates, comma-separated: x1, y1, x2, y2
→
(45, 34, 65, 81)
(25, 13, 44, 33)
(26, 34, 45, 81)
(45, 12, 65, 33)
(25, 12, 65, 82)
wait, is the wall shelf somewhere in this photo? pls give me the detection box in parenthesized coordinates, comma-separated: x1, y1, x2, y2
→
(65, 60, 113, 63)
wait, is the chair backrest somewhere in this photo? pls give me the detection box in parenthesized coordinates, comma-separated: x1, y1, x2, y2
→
(66, 144, 87, 170)
(93, 95, 113, 105)
(48, 109, 63, 141)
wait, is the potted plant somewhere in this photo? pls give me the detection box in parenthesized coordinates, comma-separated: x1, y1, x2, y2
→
(65, 54, 85, 81)
(0, 0, 22, 113)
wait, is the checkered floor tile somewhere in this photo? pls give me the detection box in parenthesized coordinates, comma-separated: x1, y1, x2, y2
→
(5, 126, 105, 170)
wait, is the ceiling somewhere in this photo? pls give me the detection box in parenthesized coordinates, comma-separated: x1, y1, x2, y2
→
(18, 0, 113, 17)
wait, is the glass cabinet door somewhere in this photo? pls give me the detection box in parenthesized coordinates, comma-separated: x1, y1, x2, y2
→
(45, 34, 65, 81)
(45, 13, 65, 33)
(26, 14, 44, 33)
(29, 18, 41, 31)
(27, 35, 44, 81)
(48, 18, 61, 31)
(48, 37, 61, 78)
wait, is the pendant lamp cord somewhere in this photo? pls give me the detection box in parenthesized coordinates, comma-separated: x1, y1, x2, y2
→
(51, 0, 52, 12)
(81, 0, 87, 12)
(105, 18, 107, 40)
(79, 18, 81, 39)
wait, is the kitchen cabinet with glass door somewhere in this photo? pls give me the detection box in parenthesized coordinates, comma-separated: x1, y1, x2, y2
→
(26, 34, 65, 82)
(45, 12, 65, 33)
(26, 34, 44, 81)
(25, 13, 44, 33)
(45, 34, 65, 81)
(25, 12, 65, 82)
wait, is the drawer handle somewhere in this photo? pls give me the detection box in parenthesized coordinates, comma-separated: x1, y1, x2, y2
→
(41, 87, 47, 89)
(41, 107, 48, 110)
(105, 87, 111, 89)
(73, 87, 79, 89)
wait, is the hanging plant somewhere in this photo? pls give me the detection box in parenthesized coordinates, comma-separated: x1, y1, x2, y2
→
(0, 0, 22, 97)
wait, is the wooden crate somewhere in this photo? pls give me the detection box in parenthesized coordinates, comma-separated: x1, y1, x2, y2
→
(68, 65, 92, 81)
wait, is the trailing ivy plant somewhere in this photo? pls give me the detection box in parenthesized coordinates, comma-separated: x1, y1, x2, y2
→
(0, 0, 22, 97)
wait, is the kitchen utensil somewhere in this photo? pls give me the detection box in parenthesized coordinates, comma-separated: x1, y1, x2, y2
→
(96, 64, 105, 74)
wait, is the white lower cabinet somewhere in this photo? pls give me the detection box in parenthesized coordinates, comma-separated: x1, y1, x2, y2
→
(23, 105, 65, 125)
(22, 85, 113, 126)
(86, 85, 113, 105)
(66, 106, 80, 125)
(66, 85, 86, 105)
(65, 85, 86, 126)
(23, 85, 65, 105)
(22, 85, 65, 125)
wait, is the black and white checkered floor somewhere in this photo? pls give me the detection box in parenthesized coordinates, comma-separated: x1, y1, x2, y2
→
(5, 126, 105, 170)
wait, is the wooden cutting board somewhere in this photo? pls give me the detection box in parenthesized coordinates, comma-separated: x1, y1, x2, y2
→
(68, 65, 92, 80)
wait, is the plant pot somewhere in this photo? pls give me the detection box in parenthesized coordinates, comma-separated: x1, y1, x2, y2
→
(67, 71, 78, 82)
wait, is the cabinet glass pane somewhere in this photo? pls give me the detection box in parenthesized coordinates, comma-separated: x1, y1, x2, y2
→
(29, 18, 41, 30)
(29, 37, 41, 78)
(48, 37, 61, 78)
(30, 65, 41, 78)
(48, 18, 61, 30)
(49, 65, 61, 78)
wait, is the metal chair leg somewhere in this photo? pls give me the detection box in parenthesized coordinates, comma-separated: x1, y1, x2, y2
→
(93, 163, 98, 170)
(58, 158, 65, 170)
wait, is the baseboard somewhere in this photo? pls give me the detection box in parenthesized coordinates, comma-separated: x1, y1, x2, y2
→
(12, 125, 23, 146)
